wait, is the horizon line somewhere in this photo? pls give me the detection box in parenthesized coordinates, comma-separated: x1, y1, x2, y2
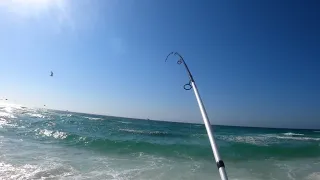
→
(1, 100, 319, 131)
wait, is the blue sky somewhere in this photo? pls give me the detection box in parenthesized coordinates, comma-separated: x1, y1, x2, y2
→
(0, 0, 319, 128)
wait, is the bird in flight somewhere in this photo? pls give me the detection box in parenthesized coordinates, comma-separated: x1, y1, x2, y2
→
(50, 71, 53, 77)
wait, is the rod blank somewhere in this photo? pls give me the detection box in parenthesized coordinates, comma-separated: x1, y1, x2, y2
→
(166, 52, 228, 180)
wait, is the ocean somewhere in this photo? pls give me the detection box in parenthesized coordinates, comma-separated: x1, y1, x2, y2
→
(0, 103, 319, 180)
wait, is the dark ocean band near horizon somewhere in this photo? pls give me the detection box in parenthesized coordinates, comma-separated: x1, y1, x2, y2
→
(0, 104, 320, 180)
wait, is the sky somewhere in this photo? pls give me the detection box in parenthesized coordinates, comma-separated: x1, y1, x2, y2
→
(0, 0, 319, 129)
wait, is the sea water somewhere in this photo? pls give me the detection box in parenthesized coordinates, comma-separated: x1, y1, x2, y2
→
(0, 104, 319, 180)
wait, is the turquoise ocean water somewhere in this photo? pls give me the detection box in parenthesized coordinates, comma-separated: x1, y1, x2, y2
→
(0, 104, 319, 180)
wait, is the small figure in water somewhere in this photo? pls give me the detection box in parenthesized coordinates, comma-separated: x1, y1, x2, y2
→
(50, 71, 53, 77)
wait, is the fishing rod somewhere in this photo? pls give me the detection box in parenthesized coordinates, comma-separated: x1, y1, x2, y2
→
(166, 52, 229, 180)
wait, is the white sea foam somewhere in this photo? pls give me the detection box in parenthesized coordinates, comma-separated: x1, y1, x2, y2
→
(307, 172, 320, 180)
(37, 129, 67, 139)
(119, 128, 145, 133)
(85, 117, 103, 120)
(275, 136, 320, 141)
(119, 128, 169, 135)
(0, 112, 16, 119)
(0, 161, 76, 180)
(217, 135, 274, 146)
(191, 134, 207, 137)
(119, 121, 132, 124)
(1, 106, 320, 180)
(0, 118, 8, 126)
(0, 117, 17, 128)
(1, 136, 319, 180)
(26, 113, 45, 118)
(217, 132, 320, 146)
(3, 106, 13, 113)
(283, 132, 304, 136)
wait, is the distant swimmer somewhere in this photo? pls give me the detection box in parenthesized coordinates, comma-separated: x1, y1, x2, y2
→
(50, 71, 53, 77)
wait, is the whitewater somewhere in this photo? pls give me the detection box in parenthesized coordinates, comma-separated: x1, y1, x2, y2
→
(0, 104, 319, 180)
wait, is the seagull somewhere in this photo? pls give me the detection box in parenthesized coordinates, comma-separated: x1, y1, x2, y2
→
(50, 71, 53, 77)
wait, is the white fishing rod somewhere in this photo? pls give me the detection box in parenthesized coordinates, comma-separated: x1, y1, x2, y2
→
(166, 52, 228, 180)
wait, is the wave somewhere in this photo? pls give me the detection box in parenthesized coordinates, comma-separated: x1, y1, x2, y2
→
(71, 135, 320, 160)
(119, 121, 132, 124)
(19, 127, 320, 160)
(26, 113, 46, 118)
(217, 135, 272, 146)
(0, 118, 8, 126)
(307, 172, 320, 180)
(118, 128, 206, 139)
(35, 129, 68, 139)
(216, 133, 320, 145)
(119, 128, 145, 133)
(216, 133, 320, 148)
(282, 132, 304, 136)
(60, 114, 73, 117)
(119, 128, 170, 136)
(0, 118, 17, 128)
(3, 108, 320, 161)
(0, 112, 16, 119)
(191, 134, 207, 137)
(223, 142, 320, 160)
(0, 161, 75, 179)
(84, 117, 103, 120)
(275, 136, 320, 141)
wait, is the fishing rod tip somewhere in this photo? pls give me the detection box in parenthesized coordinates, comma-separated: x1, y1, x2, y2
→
(165, 52, 175, 61)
